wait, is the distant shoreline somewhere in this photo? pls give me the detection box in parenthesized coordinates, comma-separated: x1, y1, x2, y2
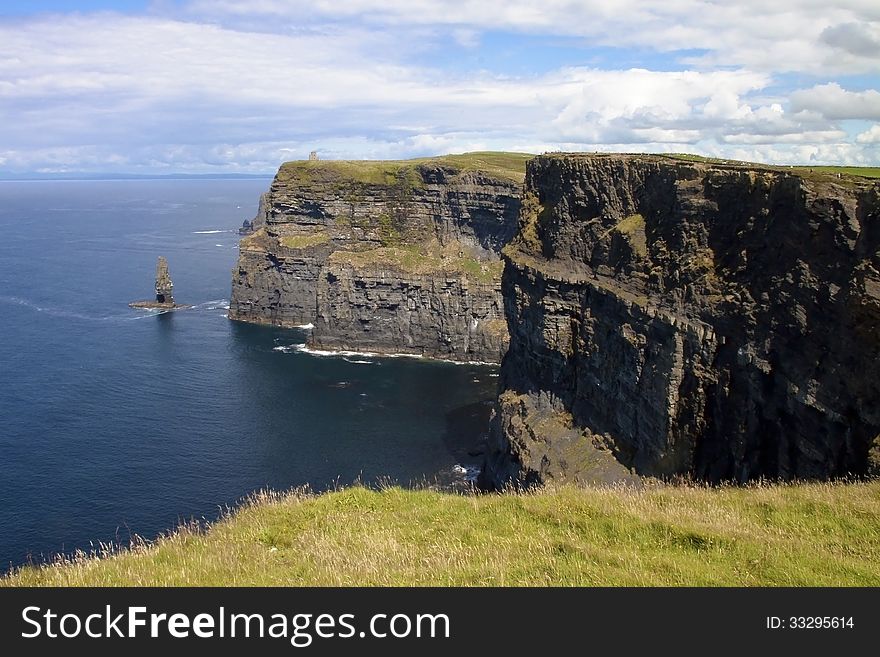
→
(0, 174, 274, 182)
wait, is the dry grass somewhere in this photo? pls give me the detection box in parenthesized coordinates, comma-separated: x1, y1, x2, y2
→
(4, 481, 879, 587)
(329, 242, 503, 284)
(275, 152, 531, 187)
(613, 213, 645, 235)
(662, 153, 880, 187)
(238, 227, 269, 250)
(279, 232, 330, 249)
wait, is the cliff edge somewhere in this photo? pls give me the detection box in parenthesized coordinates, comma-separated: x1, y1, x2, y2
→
(229, 152, 529, 362)
(482, 154, 880, 486)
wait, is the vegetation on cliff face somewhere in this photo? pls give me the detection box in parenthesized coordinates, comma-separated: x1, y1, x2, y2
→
(4, 482, 878, 586)
(608, 213, 647, 258)
(238, 227, 269, 250)
(279, 232, 330, 249)
(509, 191, 546, 256)
(328, 242, 504, 284)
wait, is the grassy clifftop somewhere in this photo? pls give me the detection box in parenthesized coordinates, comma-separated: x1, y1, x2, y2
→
(274, 151, 532, 187)
(4, 482, 879, 586)
(662, 153, 880, 184)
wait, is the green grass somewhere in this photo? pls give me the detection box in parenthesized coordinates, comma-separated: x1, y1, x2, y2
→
(663, 153, 736, 164)
(791, 165, 880, 179)
(613, 213, 645, 235)
(605, 213, 647, 258)
(425, 152, 532, 183)
(329, 244, 504, 284)
(279, 232, 330, 249)
(275, 151, 532, 187)
(662, 153, 880, 180)
(4, 482, 879, 586)
(512, 191, 546, 255)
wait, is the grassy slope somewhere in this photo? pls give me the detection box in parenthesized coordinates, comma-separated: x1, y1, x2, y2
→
(279, 232, 330, 249)
(663, 153, 880, 180)
(328, 242, 504, 284)
(5, 482, 879, 586)
(275, 152, 879, 188)
(275, 151, 532, 186)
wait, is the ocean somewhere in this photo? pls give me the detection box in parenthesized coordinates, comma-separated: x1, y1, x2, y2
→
(0, 179, 497, 570)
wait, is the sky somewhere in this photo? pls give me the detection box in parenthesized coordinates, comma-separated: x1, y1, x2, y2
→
(1, 1, 879, 174)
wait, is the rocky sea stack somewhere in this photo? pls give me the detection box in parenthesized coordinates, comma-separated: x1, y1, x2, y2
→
(130, 256, 191, 310)
(482, 153, 880, 487)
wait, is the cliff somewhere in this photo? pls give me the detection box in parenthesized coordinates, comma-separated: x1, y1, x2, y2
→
(482, 154, 880, 487)
(229, 153, 528, 362)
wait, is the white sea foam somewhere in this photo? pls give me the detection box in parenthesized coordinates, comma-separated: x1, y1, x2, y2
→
(282, 342, 498, 366)
(194, 299, 231, 311)
(192, 230, 229, 234)
(295, 344, 421, 360)
(342, 358, 376, 365)
(129, 307, 172, 318)
(293, 322, 314, 330)
(452, 464, 481, 483)
(0, 295, 141, 322)
(215, 244, 224, 247)
(435, 357, 498, 366)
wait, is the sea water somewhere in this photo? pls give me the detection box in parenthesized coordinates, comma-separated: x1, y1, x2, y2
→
(0, 179, 497, 570)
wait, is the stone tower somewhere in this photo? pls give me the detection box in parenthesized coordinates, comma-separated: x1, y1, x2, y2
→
(155, 256, 174, 305)
(309, 150, 318, 161)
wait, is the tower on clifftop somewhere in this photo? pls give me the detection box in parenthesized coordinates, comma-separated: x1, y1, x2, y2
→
(309, 150, 318, 161)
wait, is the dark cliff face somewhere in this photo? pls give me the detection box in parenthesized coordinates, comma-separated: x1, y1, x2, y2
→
(229, 154, 527, 362)
(483, 154, 880, 487)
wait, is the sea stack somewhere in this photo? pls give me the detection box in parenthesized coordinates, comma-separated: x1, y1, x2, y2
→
(130, 256, 190, 310)
(155, 256, 174, 304)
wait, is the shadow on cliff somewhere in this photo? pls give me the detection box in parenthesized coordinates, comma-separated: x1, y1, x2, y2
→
(441, 401, 493, 465)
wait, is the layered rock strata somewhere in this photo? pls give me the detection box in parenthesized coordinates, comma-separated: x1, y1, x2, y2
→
(230, 154, 528, 362)
(482, 154, 880, 486)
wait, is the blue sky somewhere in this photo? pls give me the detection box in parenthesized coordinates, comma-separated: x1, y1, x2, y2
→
(1, 1, 878, 173)
(0, 1, 149, 14)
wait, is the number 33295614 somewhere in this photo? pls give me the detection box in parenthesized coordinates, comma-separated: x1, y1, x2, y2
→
(766, 616, 854, 629)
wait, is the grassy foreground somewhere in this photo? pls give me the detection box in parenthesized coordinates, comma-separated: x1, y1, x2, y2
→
(4, 482, 879, 586)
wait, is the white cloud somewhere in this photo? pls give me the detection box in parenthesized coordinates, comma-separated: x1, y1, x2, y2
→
(820, 21, 880, 57)
(856, 124, 880, 144)
(186, 0, 880, 75)
(790, 83, 880, 120)
(0, 7, 878, 171)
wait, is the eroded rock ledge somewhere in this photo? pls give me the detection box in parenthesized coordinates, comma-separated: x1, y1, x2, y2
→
(482, 153, 880, 487)
(229, 153, 529, 362)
